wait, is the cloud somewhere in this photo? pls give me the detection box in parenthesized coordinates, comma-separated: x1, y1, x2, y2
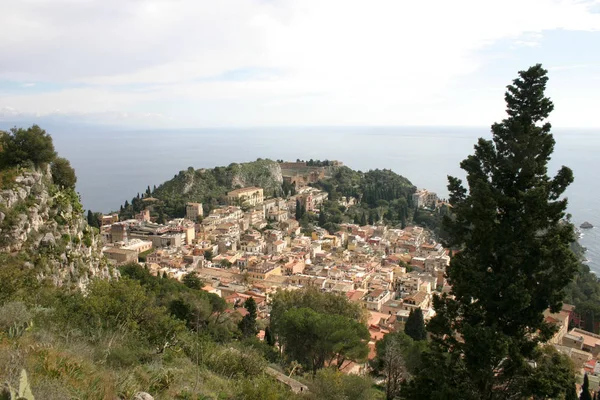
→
(1, 0, 600, 127)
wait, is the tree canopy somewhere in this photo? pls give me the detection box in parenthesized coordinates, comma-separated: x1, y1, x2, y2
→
(403, 64, 579, 399)
(0, 125, 57, 168)
(51, 157, 77, 189)
(270, 288, 368, 375)
(238, 297, 258, 338)
(278, 307, 369, 375)
(404, 308, 426, 341)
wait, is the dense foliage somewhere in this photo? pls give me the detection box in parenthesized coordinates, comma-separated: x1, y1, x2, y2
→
(0, 261, 299, 399)
(50, 157, 77, 190)
(403, 308, 426, 341)
(278, 307, 370, 375)
(0, 125, 57, 168)
(564, 240, 600, 333)
(119, 159, 284, 218)
(404, 65, 580, 399)
(371, 332, 427, 400)
(270, 288, 369, 375)
(0, 254, 386, 398)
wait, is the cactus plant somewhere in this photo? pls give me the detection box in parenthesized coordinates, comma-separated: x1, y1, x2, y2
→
(7, 322, 31, 339)
(0, 369, 34, 400)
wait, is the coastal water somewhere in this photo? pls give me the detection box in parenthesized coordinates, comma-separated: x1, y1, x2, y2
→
(16, 125, 600, 274)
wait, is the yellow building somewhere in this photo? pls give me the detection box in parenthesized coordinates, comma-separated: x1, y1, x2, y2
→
(227, 187, 264, 207)
(247, 263, 282, 281)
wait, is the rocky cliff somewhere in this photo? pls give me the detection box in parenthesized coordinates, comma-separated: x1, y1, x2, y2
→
(0, 165, 112, 287)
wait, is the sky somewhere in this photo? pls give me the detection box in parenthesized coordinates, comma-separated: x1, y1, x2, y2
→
(1, 0, 600, 129)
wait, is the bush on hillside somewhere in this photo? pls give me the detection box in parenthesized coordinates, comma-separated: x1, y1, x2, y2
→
(51, 157, 77, 189)
(0, 125, 57, 168)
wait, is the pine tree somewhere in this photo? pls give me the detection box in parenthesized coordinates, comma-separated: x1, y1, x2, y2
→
(404, 308, 426, 341)
(404, 65, 579, 399)
(581, 374, 592, 400)
(238, 297, 258, 338)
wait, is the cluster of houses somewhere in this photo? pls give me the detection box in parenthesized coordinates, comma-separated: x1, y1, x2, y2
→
(100, 182, 599, 380)
(100, 183, 450, 373)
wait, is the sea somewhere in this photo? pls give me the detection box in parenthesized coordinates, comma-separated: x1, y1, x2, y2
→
(12, 125, 599, 275)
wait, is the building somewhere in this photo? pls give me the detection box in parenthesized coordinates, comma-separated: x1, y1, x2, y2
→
(121, 239, 153, 254)
(267, 240, 287, 255)
(136, 209, 151, 222)
(227, 187, 264, 207)
(564, 328, 600, 357)
(111, 223, 128, 243)
(101, 213, 119, 226)
(247, 262, 282, 281)
(365, 289, 392, 312)
(103, 247, 138, 265)
(412, 189, 438, 208)
(186, 202, 203, 221)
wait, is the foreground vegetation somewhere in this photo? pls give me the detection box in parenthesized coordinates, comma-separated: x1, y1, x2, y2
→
(0, 261, 384, 399)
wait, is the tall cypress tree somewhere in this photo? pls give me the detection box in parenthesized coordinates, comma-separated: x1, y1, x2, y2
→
(403, 65, 579, 399)
(581, 374, 592, 400)
(295, 199, 302, 220)
(239, 297, 258, 338)
(265, 325, 275, 346)
(360, 212, 367, 226)
(404, 308, 426, 341)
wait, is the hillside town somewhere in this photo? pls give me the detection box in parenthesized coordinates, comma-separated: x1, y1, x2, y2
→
(99, 176, 598, 386)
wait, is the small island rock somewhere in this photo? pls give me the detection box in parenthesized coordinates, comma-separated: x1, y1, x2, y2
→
(580, 221, 594, 229)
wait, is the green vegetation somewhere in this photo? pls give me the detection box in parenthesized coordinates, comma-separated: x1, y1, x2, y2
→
(308, 168, 416, 232)
(50, 157, 77, 190)
(0, 259, 387, 398)
(403, 65, 580, 399)
(270, 288, 369, 375)
(403, 308, 426, 341)
(120, 159, 284, 219)
(581, 374, 592, 400)
(0, 125, 57, 168)
(0, 262, 300, 399)
(238, 297, 258, 338)
(564, 240, 600, 332)
(277, 307, 369, 375)
(370, 332, 426, 400)
(305, 368, 384, 400)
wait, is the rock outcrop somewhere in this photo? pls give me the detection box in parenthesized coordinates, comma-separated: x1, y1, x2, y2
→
(0, 165, 113, 288)
(147, 159, 285, 216)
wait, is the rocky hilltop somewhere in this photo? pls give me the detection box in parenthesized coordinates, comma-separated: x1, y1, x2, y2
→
(0, 127, 111, 288)
(131, 159, 287, 217)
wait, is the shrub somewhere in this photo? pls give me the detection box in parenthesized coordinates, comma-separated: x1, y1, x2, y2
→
(51, 158, 77, 190)
(0, 125, 56, 168)
(0, 302, 32, 332)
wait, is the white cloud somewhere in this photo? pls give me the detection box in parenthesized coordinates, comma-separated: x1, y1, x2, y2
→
(1, 0, 600, 127)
